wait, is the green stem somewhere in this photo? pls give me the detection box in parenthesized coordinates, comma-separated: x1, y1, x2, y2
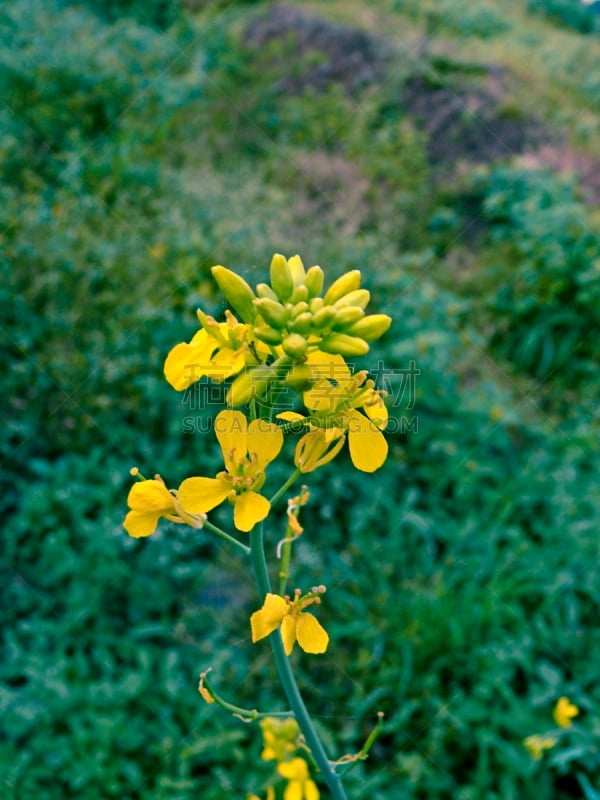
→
(203, 519, 250, 555)
(269, 468, 301, 508)
(200, 670, 293, 721)
(250, 524, 348, 800)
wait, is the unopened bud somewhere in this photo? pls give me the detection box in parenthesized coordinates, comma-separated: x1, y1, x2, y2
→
(282, 333, 308, 359)
(347, 314, 392, 342)
(289, 312, 313, 335)
(320, 333, 369, 357)
(270, 253, 294, 301)
(312, 305, 337, 329)
(333, 289, 370, 310)
(323, 270, 361, 305)
(254, 298, 288, 329)
(304, 265, 324, 297)
(254, 325, 283, 345)
(332, 306, 364, 329)
(256, 282, 279, 302)
(309, 296, 324, 313)
(290, 285, 309, 304)
(211, 266, 257, 323)
(286, 364, 314, 392)
(290, 301, 309, 318)
(227, 366, 274, 407)
(287, 255, 306, 287)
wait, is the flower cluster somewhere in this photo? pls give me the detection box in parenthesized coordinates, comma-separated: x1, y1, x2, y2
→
(523, 696, 580, 761)
(249, 717, 320, 800)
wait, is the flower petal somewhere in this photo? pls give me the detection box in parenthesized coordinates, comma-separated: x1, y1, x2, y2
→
(305, 780, 320, 800)
(303, 353, 350, 412)
(208, 346, 246, 381)
(127, 479, 175, 514)
(233, 490, 270, 532)
(278, 757, 310, 781)
(280, 614, 297, 656)
(250, 593, 289, 642)
(123, 510, 160, 538)
(248, 420, 283, 468)
(178, 477, 230, 514)
(283, 782, 302, 800)
(163, 330, 217, 390)
(296, 613, 329, 654)
(362, 391, 388, 428)
(277, 411, 306, 422)
(215, 410, 247, 472)
(346, 410, 388, 472)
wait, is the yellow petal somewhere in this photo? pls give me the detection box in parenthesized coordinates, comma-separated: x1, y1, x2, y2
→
(296, 613, 329, 654)
(163, 331, 217, 390)
(303, 353, 350, 412)
(553, 696, 579, 728)
(277, 411, 306, 423)
(280, 614, 297, 656)
(209, 346, 246, 381)
(248, 420, 284, 468)
(127, 479, 175, 513)
(362, 391, 388, 428)
(294, 429, 345, 473)
(215, 410, 247, 471)
(123, 509, 160, 538)
(233, 490, 270, 532)
(278, 758, 310, 781)
(305, 780, 320, 800)
(178, 477, 230, 514)
(346, 410, 388, 472)
(250, 594, 289, 642)
(283, 782, 302, 800)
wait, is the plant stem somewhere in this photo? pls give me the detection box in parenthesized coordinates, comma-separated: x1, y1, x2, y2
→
(269, 468, 301, 508)
(250, 524, 349, 800)
(203, 519, 250, 555)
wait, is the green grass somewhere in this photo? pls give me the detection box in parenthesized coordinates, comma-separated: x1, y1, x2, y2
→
(3, 0, 600, 798)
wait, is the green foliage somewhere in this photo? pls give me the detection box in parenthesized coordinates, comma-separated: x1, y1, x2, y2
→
(528, 0, 600, 34)
(3, 0, 600, 798)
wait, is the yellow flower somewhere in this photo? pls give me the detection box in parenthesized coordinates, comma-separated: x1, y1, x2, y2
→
(178, 410, 283, 532)
(259, 717, 300, 762)
(279, 352, 388, 473)
(247, 790, 275, 800)
(251, 589, 329, 656)
(164, 311, 253, 391)
(523, 734, 558, 760)
(123, 475, 205, 538)
(277, 757, 319, 800)
(553, 696, 579, 728)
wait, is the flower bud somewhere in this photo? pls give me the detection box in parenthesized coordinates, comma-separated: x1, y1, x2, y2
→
(312, 305, 337, 329)
(290, 301, 309, 318)
(320, 333, 369, 357)
(270, 253, 294, 301)
(309, 296, 324, 313)
(282, 333, 308, 358)
(323, 270, 361, 305)
(289, 312, 313, 335)
(305, 265, 324, 297)
(211, 266, 257, 323)
(347, 314, 392, 342)
(254, 325, 283, 345)
(254, 298, 288, 329)
(331, 306, 364, 329)
(287, 254, 306, 287)
(256, 282, 279, 302)
(286, 363, 315, 392)
(333, 289, 370, 310)
(227, 366, 274, 407)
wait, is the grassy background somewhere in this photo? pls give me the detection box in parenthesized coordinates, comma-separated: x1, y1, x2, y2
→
(2, 0, 600, 797)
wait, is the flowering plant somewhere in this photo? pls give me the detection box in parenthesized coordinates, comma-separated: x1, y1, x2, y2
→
(123, 255, 390, 799)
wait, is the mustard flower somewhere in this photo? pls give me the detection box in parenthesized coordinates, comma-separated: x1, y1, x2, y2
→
(251, 589, 329, 656)
(277, 757, 319, 800)
(523, 734, 558, 760)
(123, 474, 206, 538)
(279, 352, 388, 473)
(259, 717, 300, 762)
(178, 410, 283, 532)
(553, 696, 579, 728)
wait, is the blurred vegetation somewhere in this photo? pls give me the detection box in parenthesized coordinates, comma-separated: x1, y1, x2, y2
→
(2, 0, 600, 798)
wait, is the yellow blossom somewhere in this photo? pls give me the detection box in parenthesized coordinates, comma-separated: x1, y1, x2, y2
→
(523, 734, 558, 760)
(178, 410, 283, 532)
(123, 476, 205, 538)
(251, 590, 329, 656)
(279, 352, 388, 473)
(277, 757, 320, 800)
(259, 717, 300, 762)
(164, 311, 256, 391)
(553, 696, 579, 728)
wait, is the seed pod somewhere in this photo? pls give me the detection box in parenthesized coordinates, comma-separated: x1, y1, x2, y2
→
(323, 270, 361, 305)
(347, 314, 392, 342)
(287, 255, 306, 287)
(282, 333, 308, 359)
(305, 265, 324, 298)
(320, 333, 369, 357)
(211, 266, 257, 323)
(254, 298, 288, 330)
(254, 325, 283, 345)
(270, 253, 294, 301)
(312, 305, 337, 329)
(331, 306, 365, 330)
(289, 312, 313, 335)
(333, 289, 370, 310)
